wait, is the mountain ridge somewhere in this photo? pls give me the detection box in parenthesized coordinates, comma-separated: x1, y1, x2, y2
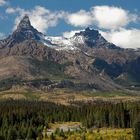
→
(0, 15, 140, 92)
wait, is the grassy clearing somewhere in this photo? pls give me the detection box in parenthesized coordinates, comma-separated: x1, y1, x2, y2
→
(22, 91, 40, 100)
(40, 89, 140, 105)
(0, 91, 40, 100)
(81, 90, 139, 97)
(44, 125, 133, 140)
(48, 122, 81, 129)
(0, 88, 140, 105)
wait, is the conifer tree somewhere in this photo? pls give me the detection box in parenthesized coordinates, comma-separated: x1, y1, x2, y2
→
(133, 115, 140, 140)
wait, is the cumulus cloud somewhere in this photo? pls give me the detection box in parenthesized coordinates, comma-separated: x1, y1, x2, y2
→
(6, 5, 139, 33)
(6, 6, 65, 33)
(65, 6, 138, 30)
(29, 6, 65, 33)
(100, 29, 140, 49)
(63, 30, 82, 38)
(92, 6, 138, 29)
(0, 0, 7, 6)
(65, 10, 94, 27)
(6, 7, 17, 14)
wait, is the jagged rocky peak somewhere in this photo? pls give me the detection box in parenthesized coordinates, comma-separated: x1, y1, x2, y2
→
(13, 14, 42, 40)
(72, 27, 118, 49)
(72, 27, 107, 48)
(0, 15, 44, 48)
(75, 27, 100, 39)
(17, 15, 32, 30)
(10, 15, 42, 43)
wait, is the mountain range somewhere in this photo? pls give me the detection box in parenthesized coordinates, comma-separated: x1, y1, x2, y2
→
(0, 15, 140, 92)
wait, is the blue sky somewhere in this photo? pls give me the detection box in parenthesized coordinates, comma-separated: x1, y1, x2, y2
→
(0, 0, 140, 48)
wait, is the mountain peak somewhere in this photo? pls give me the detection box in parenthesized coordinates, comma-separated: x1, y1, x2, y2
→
(85, 27, 92, 31)
(72, 27, 118, 49)
(17, 15, 31, 30)
(21, 15, 30, 22)
(0, 15, 43, 48)
(12, 15, 42, 42)
(75, 27, 99, 38)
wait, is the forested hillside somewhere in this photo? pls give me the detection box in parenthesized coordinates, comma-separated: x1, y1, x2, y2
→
(0, 100, 139, 139)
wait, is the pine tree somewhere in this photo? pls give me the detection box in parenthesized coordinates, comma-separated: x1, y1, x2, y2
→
(81, 133, 86, 140)
(50, 133, 56, 140)
(133, 115, 140, 140)
(7, 127, 17, 140)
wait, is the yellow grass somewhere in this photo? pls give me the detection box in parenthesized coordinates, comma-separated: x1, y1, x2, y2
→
(44, 127, 133, 140)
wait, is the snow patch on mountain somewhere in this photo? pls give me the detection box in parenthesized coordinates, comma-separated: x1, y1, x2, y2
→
(39, 35, 80, 51)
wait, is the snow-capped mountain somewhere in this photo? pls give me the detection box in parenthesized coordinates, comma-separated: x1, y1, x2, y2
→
(1, 15, 140, 92)
(41, 27, 119, 51)
(0, 15, 118, 52)
(0, 15, 81, 51)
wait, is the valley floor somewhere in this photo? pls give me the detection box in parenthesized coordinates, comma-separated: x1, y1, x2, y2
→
(0, 89, 140, 105)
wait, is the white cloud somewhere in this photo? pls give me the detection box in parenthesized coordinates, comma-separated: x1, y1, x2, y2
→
(63, 30, 82, 38)
(5, 5, 140, 47)
(92, 6, 138, 29)
(65, 10, 94, 27)
(0, 0, 7, 6)
(100, 28, 140, 49)
(29, 6, 65, 33)
(0, 32, 5, 39)
(7, 6, 65, 33)
(65, 6, 138, 30)
(6, 7, 17, 14)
